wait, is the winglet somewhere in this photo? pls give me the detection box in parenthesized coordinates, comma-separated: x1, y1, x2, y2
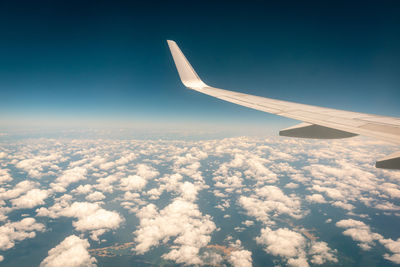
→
(167, 40, 208, 89)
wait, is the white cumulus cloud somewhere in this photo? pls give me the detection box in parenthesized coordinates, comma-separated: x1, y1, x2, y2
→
(40, 235, 97, 267)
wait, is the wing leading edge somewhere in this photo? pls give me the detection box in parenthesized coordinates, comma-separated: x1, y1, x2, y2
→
(167, 40, 400, 169)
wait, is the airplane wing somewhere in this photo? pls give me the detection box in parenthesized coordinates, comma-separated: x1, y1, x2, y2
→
(167, 40, 400, 169)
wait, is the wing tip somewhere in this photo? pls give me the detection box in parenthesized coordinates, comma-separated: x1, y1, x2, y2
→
(167, 40, 208, 89)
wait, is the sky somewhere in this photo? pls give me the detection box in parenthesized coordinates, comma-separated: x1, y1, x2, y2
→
(0, 0, 399, 132)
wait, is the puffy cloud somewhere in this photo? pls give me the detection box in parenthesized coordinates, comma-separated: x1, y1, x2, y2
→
(94, 174, 119, 193)
(40, 235, 96, 267)
(306, 194, 326, 204)
(136, 164, 159, 179)
(0, 218, 45, 250)
(11, 189, 49, 209)
(118, 164, 159, 192)
(0, 169, 12, 184)
(239, 185, 303, 224)
(380, 183, 400, 199)
(51, 167, 87, 192)
(158, 173, 183, 192)
(202, 251, 223, 266)
(72, 184, 93, 195)
(256, 227, 306, 259)
(2, 134, 399, 266)
(380, 238, 400, 264)
(99, 161, 115, 170)
(287, 257, 309, 267)
(119, 175, 147, 191)
(256, 227, 307, 265)
(0, 181, 37, 200)
(228, 249, 252, 267)
(242, 220, 254, 227)
(115, 152, 136, 165)
(134, 199, 216, 265)
(256, 227, 337, 266)
(332, 201, 355, 211)
(37, 201, 123, 240)
(15, 151, 64, 179)
(72, 206, 122, 232)
(285, 182, 299, 189)
(85, 191, 105, 202)
(245, 156, 277, 183)
(213, 174, 243, 189)
(336, 219, 382, 250)
(179, 182, 200, 202)
(213, 152, 277, 187)
(309, 241, 338, 265)
(311, 185, 344, 200)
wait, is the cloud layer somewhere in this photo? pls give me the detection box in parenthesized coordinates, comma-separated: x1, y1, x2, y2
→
(0, 135, 399, 266)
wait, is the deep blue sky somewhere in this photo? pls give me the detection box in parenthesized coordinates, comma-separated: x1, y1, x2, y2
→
(0, 1, 399, 130)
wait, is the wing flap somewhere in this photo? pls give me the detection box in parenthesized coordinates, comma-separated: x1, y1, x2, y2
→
(376, 152, 400, 170)
(279, 123, 357, 139)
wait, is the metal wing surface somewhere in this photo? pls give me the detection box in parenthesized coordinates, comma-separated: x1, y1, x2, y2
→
(167, 40, 400, 169)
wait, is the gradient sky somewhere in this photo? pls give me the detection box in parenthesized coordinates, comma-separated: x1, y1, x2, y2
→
(0, 1, 399, 131)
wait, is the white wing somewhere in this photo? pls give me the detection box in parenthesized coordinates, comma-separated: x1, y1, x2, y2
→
(167, 40, 400, 169)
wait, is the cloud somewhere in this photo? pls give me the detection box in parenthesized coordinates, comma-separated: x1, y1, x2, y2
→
(306, 194, 326, 204)
(202, 251, 223, 266)
(85, 191, 105, 202)
(0, 169, 12, 184)
(179, 182, 200, 202)
(256, 227, 306, 258)
(228, 249, 252, 267)
(239, 185, 303, 224)
(287, 257, 309, 267)
(15, 151, 64, 179)
(1, 134, 399, 266)
(309, 241, 338, 265)
(134, 198, 216, 265)
(119, 175, 147, 191)
(311, 185, 344, 200)
(115, 152, 136, 165)
(51, 167, 87, 192)
(380, 238, 400, 264)
(118, 164, 159, 192)
(336, 219, 382, 250)
(0, 181, 37, 200)
(99, 161, 115, 170)
(256, 227, 307, 265)
(36, 200, 123, 240)
(136, 164, 159, 179)
(213, 174, 243, 189)
(256, 227, 337, 266)
(285, 182, 299, 189)
(0, 218, 45, 251)
(242, 220, 254, 227)
(40, 235, 97, 267)
(332, 201, 355, 211)
(94, 174, 119, 193)
(380, 183, 400, 199)
(72, 184, 93, 195)
(11, 189, 49, 209)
